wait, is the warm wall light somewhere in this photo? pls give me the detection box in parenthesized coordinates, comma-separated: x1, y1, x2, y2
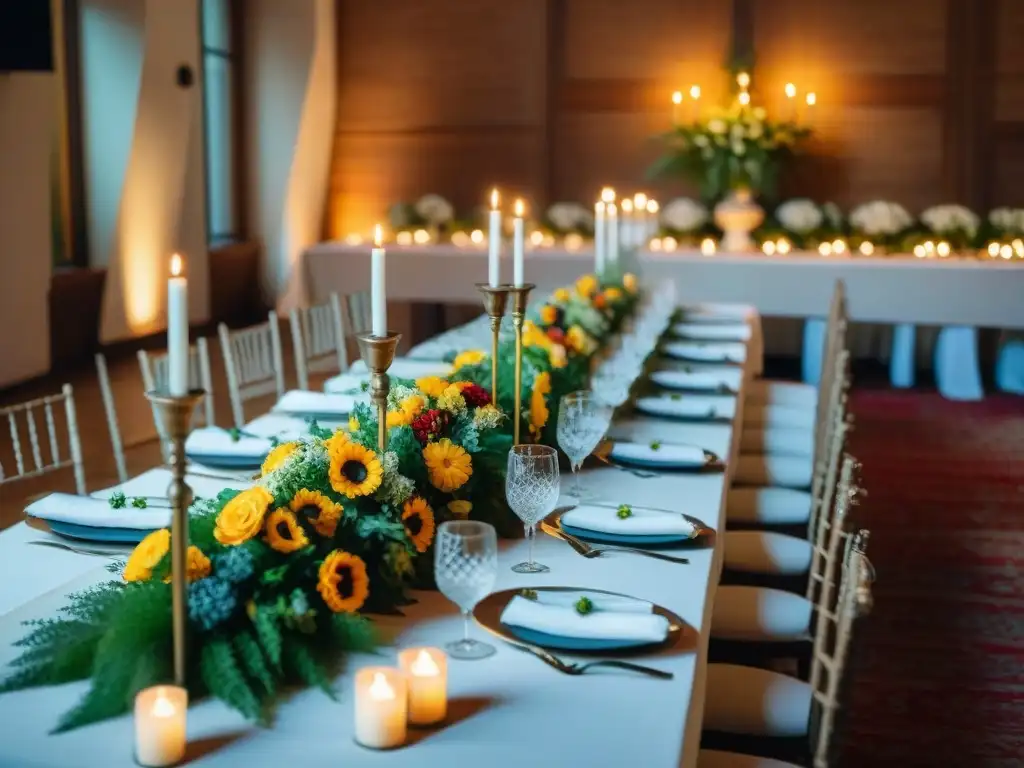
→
(785, 83, 797, 99)
(806, 92, 817, 106)
(738, 91, 751, 106)
(671, 90, 682, 105)
(737, 71, 750, 89)
(689, 84, 701, 100)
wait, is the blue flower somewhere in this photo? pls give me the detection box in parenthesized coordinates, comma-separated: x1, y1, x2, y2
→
(213, 547, 254, 584)
(188, 577, 237, 631)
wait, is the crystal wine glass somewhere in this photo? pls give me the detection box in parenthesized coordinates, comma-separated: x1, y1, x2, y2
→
(505, 444, 560, 573)
(434, 520, 498, 660)
(557, 391, 612, 500)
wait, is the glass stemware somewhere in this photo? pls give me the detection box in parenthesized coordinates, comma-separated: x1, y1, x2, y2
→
(434, 520, 498, 660)
(556, 390, 612, 500)
(505, 444, 560, 573)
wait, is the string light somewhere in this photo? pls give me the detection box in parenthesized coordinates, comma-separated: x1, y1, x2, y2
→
(700, 237, 716, 255)
(818, 242, 832, 256)
(761, 240, 777, 256)
(776, 238, 791, 255)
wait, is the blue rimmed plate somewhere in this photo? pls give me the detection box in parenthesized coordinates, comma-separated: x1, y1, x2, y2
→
(26, 515, 148, 546)
(184, 453, 266, 470)
(553, 509, 701, 547)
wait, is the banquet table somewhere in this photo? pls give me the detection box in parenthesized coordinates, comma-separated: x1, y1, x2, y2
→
(0, 305, 754, 767)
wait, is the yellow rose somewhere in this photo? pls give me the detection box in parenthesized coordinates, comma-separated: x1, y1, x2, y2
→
(124, 529, 170, 582)
(539, 304, 558, 325)
(214, 487, 274, 546)
(575, 274, 598, 298)
(452, 349, 487, 370)
(553, 287, 571, 303)
(163, 545, 211, 584)
(416, 376, 450, 399)
(447, 500, 473, 518)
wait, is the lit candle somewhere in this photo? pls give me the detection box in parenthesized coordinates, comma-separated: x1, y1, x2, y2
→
(134, 685, 187, 767)
(671, 90, 683, 124)
(859, 241, 875, 256)
(621, 198, 634, 249)
(738, 91, 751, 106)
(355, 667, 407, 749)
(607, 202, 619, 264)
(488, 188, 502, 287)
(784, 83, 797, 120)
(396, 231, 413, 246)
(776, 238, 791, 255)
(832, 239, 847, 254)
(512, 199, 525, 287)
(1000, 244, 1013, 259)
(762, 240, 777, 256)
(936, 241, 951, 257)
(398, 648, 448, 726)
(413, 228, 430, 245)
(1013, 238, 1024, 256)
(805, 92, 817, 123)
(662, 236, 678, 252)
(700, 237, 716, 256)
(650, 237, 663, 252)
(818, 242, 833, 256)
(371, 225, 387, 337)
(646, 199, 660, 242)
(987, 242, 1000, 257)
(737, 71, 750, 89)
(913, 244, 927, 258)
(594, 200, 606, 274)
(167, 254, 188, 396)
(470, 229, 484, 245)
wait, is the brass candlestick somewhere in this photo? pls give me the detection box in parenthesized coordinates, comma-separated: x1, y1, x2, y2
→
(509, 283, 535, 445)
(146, 388, 205, 687)
(475, 283, 510, 402)
(355, 331, 401, 451)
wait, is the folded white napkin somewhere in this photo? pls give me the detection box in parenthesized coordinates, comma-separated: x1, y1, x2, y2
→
(609, 441, 708, 467)
(678, 302, 755, 320)
(525, 590, 653, 614)
(634, 394, 737, 420)
(27, 493, 171, 530)
(650, 368, 743, 392)
(322, 373, 370, 394)
(243, 413, 314, 441)
(661, 341, 747, 363)
(348, 359, 452, 379)
(92, 467, 252, 501)
(272, 390, 357, 417)
(672, 322, 751, 341)
(500, 595, 669, 643)
(185, 426, 271, 458)
(562, 505, 697, 537)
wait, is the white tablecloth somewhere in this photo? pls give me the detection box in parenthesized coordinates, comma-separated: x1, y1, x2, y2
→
(0, 312, 751, 767)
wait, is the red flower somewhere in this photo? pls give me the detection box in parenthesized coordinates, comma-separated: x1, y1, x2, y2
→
(459, 383, 491, 408)
(546, 327, 565, 345)
(412, 409, 450, 445)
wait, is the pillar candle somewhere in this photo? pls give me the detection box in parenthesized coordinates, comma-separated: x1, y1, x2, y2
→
(398, 648, 448, 726)
(134, 685, 187, 767)
(594, 200, 606, 274)
(621, 198, 634, 249)
(371, 225, 387, 337)
(167, 254, 188, 396)
(512, 199, 526, 287)
(488, 188, 501, 287)
(354, 667, 407, 749)
(608, 202, 619, 264)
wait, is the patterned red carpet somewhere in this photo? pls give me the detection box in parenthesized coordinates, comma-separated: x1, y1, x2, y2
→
(842, 389, 1024, 766)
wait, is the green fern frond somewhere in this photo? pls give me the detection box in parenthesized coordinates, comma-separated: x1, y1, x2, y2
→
(328, 613, 378, 653)
(200, 638, 264, 723)
(233, 631, 275, 697)
(253, 608, 283, 670)
(283, 640, 336, 700)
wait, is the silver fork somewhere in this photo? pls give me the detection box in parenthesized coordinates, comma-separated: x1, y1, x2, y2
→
(592, 454, 660, 479)
(540, 522, 689, 564)
(517, 643, 673, 679)
(29, 540, 127, 558)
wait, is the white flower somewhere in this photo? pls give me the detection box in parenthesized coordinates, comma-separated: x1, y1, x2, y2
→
(849, 201, 913, 236)
(414, 194, 454, 225)
(822, 202, 843, 229)
(660, 197, 708, 233)
(547, 202, 590, 232)
(775, 198, 823, 234)
(920, 204, 979, 238)
(989, 207, 1024, 234)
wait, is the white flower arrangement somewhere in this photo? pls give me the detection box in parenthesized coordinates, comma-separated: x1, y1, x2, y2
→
(920, 204, 979, 239)
(546, 202, 592, 233)
(989, 207, 1024, 235)
(849, 201, 913, 237)
(660, 197, 708, 233)
(414, 194, 454, 226)
(775, 198, 823, 234)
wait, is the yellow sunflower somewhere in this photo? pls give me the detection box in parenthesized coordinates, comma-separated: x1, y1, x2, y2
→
(422, 438, 473, 492)
(553, 287, 571, 303)
(264, 508, 310, 553)
(261, 441, 298, 476)
(214, 487, 274, 546)
(290, 488, 343, 537)
(387, 393, 426, 428)
(317, 550, 370, 613)
(323, 428, 350, 454)
(348, 415, 360, 432)
(401, 496, 436, 553)
(530, 371, 552, 435)
(575, 274, 598, 298)
(124, 528, 170, 582)
(452, 349, 486, 370)
(415, 376, 450, 399)
(328, 438, 383, 498)
(623, 273, 638, 293)
(539, 304, 558, 325)
(163, 545, 211, 584)
(603, 286, 623, 302)
(447, 499, 473, 518)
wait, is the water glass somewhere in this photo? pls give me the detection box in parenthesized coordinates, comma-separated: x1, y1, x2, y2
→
(557, 391, 612, 499)
(434, 521, 498, 660)
(505, 444, 560, 573)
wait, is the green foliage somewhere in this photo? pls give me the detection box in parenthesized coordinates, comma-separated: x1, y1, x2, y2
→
(283, 640, 336, 700)
(328, 613, 378, 653)
(200, 638, 265, 723)
(234, 630, 275, 697)
(253, 607, 283, 670)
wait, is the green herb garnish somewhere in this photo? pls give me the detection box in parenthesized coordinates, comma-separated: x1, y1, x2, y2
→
(650, 440, 662, 451)
(670, 394, 682, 401)
(360, 381, 370, 392)
(519, 589, 538, 601)
(617, 504, 633, 519)
(228, 427, 241, 442)
(108, 492, 127, 510)
(574, 597, 594, 616)
(130, 497, 148, 509)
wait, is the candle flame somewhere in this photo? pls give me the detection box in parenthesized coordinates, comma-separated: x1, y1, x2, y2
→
(152, 693, 176, 718)
(785, 83, 796, 99)
(490, 188, 499, 210)
(170, 253, 184, 278)
(913, 245, 927, 258)
(470, 229, 484, 244)
(738, 91, 750, 106)
(633, 192, 647, 209)
(671, 90, 682, 105)
(646, 200, 659, 214)
(737, 72, 750, 89)
(819, 242, 833, 257)
(700, 237, 716, 255)
(600, 187, 615, 203)
(373, 224, 383, 248)
(1000, 244, 1013, 259)
(859, 241, 875, 256)
(832, 239, 847, 254)
(777, 238, 792, 255)
(514, 199, 525, 218)
(410, 649, 440, 677)
(806, 92, 817, 106)
(621, 199, 633, 213)
(368, 672, 395, 702)
(987, 242, 1000, 257)
(689, 85, 700, 100)
(936, 241, 951, 257)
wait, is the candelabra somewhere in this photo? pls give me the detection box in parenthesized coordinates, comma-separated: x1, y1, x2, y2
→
(356, 332, 401, 451)
(475, 283, 510, 402)
(509, 284, 535, 445)
(146, 389, 205, 686)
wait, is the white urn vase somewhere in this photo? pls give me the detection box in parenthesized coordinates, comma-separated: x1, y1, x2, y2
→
(714, 189, 764, 252)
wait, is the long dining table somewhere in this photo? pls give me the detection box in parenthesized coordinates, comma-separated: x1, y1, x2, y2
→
(0, 299, 757, 767)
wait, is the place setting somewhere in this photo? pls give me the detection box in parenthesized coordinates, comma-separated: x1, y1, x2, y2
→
(659, 338, 747, 365)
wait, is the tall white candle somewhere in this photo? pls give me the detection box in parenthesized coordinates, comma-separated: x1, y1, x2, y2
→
(355, 667, 407, 749)
(594, 200, 606, 274)
(134, 685, 187, 767)
(608, 202, 619, 265)
(633, 193, 647, 247)
(512, 199, 525, 287)
(371, 224, 387, 337)
(621, 198, 634, 249)
(488, 188, 502, 287)
(167, 254, 188, 396)
(399, 648, 448, 725)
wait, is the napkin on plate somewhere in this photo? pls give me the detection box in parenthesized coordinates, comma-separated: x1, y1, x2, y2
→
(526, 590, 653, 614)
(272, 390, 358, 417)
(649, 368, 743, 392)
(322, 373, 370, 394)
(500, 595, 669, 643)
(243, 413, 314, 441)
(348, 359, 452, 379)
(562, 505, 697, 537)
(26, 493, 171, 530)
(609, 441, 708, 468)
(672, 322, 751, 341)
(634, 394, 737, 420)
(661, 341, 747, 363)
(185, 426, 272, 458)
(677, 302, 755, 320)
